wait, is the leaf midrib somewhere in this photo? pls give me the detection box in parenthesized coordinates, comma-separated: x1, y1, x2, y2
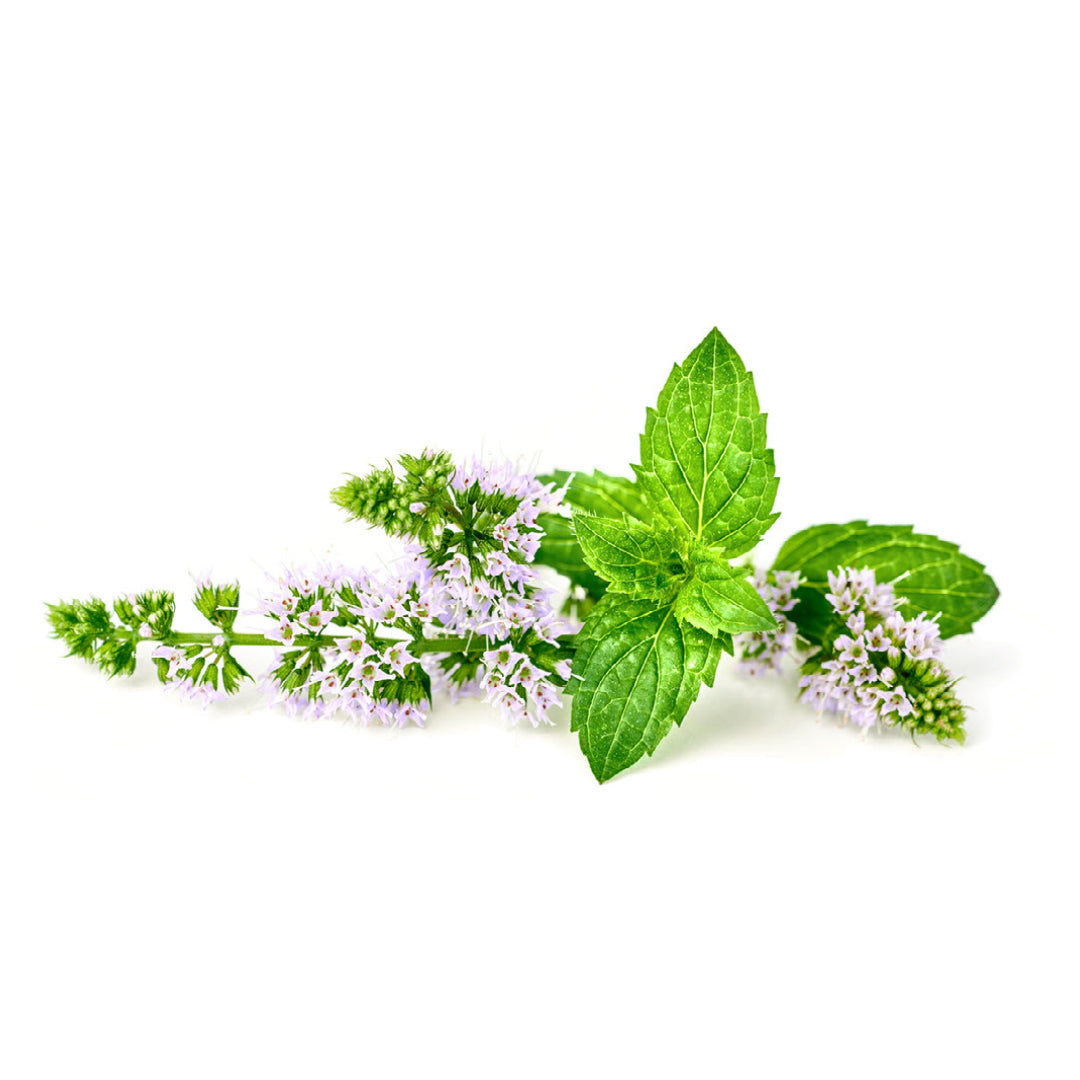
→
(595, 605, 674, 780)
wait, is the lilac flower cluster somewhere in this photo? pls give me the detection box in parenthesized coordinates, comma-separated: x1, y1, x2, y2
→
(251, 561, 430, 727)
(434, 461, 566, 634)
(797, 567, 955, 735)
(473, 643, 572, 727)
(421, 458, 576, 725)
(735, 569, 803, 676)
(251, 457, 577, 728)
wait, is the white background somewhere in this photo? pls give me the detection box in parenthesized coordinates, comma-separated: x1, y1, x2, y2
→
(2, 2, 1076, 1077)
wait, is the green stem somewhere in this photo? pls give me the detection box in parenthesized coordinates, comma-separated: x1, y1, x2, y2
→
(170, 632, 272, 647)
(163, 631, 489, 654)
(146, 630, 578, 657)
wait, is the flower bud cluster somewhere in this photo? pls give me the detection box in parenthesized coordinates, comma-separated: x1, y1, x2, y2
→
(113, 590, 176, 641)
(735, 569, 803, 675)
(797, 567, 966, 742)
(48, 593, 176, 679)
(331, 450, 457, 540)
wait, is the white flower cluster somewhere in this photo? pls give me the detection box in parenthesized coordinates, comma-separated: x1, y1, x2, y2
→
(735, 569, 803, 676)
(798, 567, 944, 729)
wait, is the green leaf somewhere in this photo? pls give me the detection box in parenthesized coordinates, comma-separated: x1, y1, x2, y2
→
(534, 513, 607, 597)
(783, 586, 838, 645)
(673, 557, 778, 636)
(534, 470, 656, 598)
(773, 521, 998, 638)
(571, 594, 717, 782)
(635, 327, 778, 555)
(541, 470, 652, 523)
(573, 515, 681, 599)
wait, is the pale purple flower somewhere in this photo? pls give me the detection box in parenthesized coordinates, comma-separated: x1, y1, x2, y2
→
(266, 618, 299, 645)
(485, 550, 513, 578)
(356, 659, 393, 690)
(153, 644, 183, 667)
(877, 687, 914, 718)
(297, 601, 334, 633)
(516, 535, 540, 561)
(835, 635, 869, 666)
(447, 552, 471, 581)
(383, 642, 415, 677)
(292, 571, 318, 598)
(343, 638, 377, 661)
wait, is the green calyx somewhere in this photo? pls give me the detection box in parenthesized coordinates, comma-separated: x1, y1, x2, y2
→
(886, 652, 968, 745)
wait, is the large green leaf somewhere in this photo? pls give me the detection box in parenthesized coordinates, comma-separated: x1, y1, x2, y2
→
(635, 327, 778, 555)
(773, 521, 998, 638)
(542, 469, 653, 523)
(673, 557, 777, 636)
(570, 594, 716, 782)
(574, 515, 680, 599)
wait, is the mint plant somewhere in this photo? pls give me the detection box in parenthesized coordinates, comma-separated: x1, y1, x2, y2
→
(49, 328, 998, 782)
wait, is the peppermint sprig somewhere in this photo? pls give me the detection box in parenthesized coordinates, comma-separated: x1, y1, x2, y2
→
(49, 327, 999, 782)
(539, 328, 998, 780)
